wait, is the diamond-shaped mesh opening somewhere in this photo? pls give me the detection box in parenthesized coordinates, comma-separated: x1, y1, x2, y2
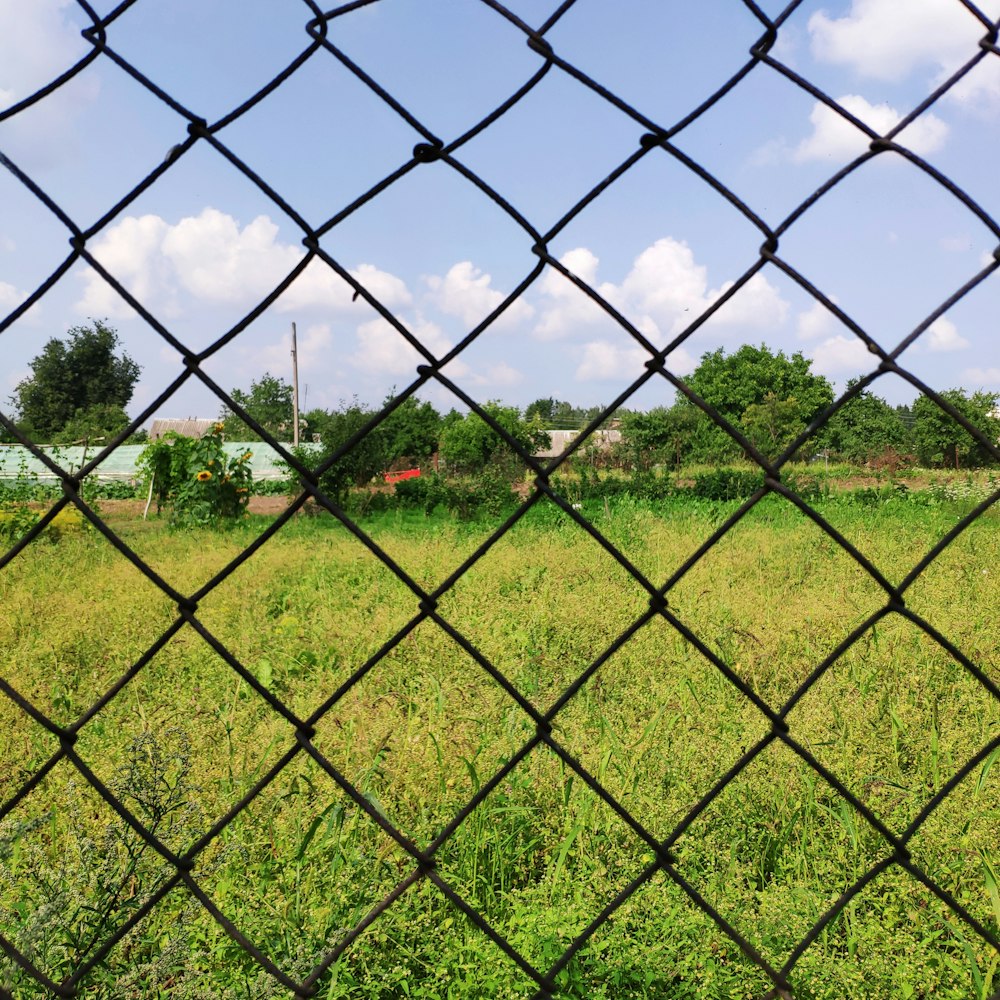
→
(3, 2, 1000, 997)
(185, 753, 417, 992)
(670, 740, 890, 976)
(789, 616, 1000, 836)
(554, 613, 772, 837)
(437, 495, 650, 714)
(667, 493, 888, 708)
(309, 616, 534, 842)
(193, 521, 421, 719)
(0, 760, 176, 992)
(329, 878, 540, 999)
(72, 635, 296, 846)
(433, 745, 652, 976)
(0, 529, 177, 728)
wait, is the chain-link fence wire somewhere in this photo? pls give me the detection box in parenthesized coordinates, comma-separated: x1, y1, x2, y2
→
(1, 0, 999, 996)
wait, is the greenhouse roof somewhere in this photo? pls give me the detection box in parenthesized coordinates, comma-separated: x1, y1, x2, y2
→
(0, 443, 319, 482)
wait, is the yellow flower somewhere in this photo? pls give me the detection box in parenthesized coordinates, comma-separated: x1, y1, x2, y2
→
(242, 451, 252, 461)
(213, 422, 225, 433)
(196, 470, 212, 482)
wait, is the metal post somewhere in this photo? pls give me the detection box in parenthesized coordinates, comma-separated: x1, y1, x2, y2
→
(291, 322, 300, 448)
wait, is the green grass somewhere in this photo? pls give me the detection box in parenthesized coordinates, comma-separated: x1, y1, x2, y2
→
(1, 491, 999, 999)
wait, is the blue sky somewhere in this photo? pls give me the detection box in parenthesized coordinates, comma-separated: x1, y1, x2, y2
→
(1, 0, 998, 430)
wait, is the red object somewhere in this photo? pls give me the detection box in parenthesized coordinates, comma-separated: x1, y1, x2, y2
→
(384, 468, 421, 484)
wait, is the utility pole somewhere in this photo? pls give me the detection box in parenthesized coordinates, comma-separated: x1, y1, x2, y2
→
(291, 322, 300, 447)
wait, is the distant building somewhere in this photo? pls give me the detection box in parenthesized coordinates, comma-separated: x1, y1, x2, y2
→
(148, 418, 217, 440)
(533, 428, 622, 460)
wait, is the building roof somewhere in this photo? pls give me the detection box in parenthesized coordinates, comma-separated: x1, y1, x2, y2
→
(148, 418, 217, 440)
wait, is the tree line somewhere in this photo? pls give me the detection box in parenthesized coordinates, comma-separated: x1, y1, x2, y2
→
(5, 323, 999, 475)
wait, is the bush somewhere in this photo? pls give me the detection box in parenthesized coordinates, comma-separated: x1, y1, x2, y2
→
(690, 468, 765, 500)
(137, 427, 253, 526)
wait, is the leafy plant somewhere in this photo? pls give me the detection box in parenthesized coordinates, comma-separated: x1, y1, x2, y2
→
(137, 426, 253, 526)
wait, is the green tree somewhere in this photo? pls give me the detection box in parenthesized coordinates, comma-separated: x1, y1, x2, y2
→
(440, 403, 550, 474)
(380, 395, 442, 466)
(525, 397, 603, 429)
(12, 321, 140, 441)
(684, 344, 834, 461)
(912, 389, 1000, 468)
(820, 383, 910, 464)
(303, 399, 390, 501)
(740, 393, 806, 461)
(221, 373, 295, 441)
(54, 403, 132, 446)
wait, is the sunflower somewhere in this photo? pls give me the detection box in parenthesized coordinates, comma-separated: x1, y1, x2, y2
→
(196, 470, 212, 482)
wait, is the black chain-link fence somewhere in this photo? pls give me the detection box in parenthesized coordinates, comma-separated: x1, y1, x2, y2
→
(2, 1, 999, 997)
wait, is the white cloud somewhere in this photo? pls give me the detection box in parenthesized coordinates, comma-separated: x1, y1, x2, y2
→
(797, 298, 841, 340)
(609, 239, 710, 322)
(707, 273, 790, 330)
(944, 58, 1000, 114)
(425, 261, 533, 329)
(465, 361, 524, 388)
(0, 0, 100, 167)
(575, 340, 651, 382)
(574, 339, 697, 383)
(809, 0, 1000, 113)
(809, 333, 874, 376)
(250, 322, 334, 377)
(0, 280, 26, 311)
(351, 317, 453, 376)
(792, 95, 948, 163)
(279, 258, 412, 314)
(77, 209, 412, 319)
(535, 239, 789, 345)
(0, 0, 92, 104)
(534, 249, 608, 339)
(809, 0, 995, 81)
(160, 211, 301, 303)
(963, 367, 1000, 385)
(925, 317, 970, 352)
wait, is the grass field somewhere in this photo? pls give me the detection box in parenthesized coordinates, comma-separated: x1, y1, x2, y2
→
(1, 488, 999, 999)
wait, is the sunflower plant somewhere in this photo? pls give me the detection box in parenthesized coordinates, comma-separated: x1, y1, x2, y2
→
(138, 425, 253, 527)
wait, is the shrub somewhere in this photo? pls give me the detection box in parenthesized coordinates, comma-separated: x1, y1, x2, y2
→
(137, 426, 253, 526)
(690, 468, 765, 500)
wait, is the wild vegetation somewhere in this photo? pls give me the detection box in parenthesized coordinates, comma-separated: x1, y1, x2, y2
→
(1, 484, 999, 999)
(2, 338, 999, 996)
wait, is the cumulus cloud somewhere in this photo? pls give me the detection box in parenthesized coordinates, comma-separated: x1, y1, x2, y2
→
(0, 0, 101, 166)
(575, 340, 697, 383)
(575, 341, 650, 383)
(0, 0, 92, 105)
(534, 239, 789, 350)
(963, 366, 1000, 385)
(425, 261, 533, 329)
(464, 361, 524, 388)
(809, 0, 994, 80)
(809, 333, 874, 377)
(792, 95, 948, 162)
(533, 248, 608, 339)
(351, 317, 454, 376)
(0, 280, 27, 312)
(809, 0, 1000, 113)
(924, 317, 970, 352)
(77, 209, 411, 319)
(250, 322, 334, 377)
(796, 298, 842, 340)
